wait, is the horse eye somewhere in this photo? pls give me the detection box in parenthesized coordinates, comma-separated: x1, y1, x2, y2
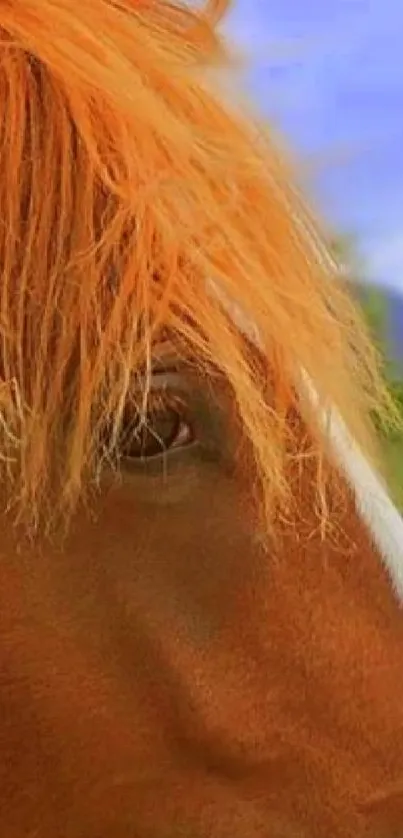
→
(119, 398, 194, 461)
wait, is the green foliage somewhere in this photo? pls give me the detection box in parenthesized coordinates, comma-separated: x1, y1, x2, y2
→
(389, 379, 403, 422)
(330, 234, 389, 352)
(360, 287, 388, 346)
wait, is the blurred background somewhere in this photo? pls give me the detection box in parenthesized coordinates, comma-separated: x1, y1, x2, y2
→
(222, 0, 403, 502)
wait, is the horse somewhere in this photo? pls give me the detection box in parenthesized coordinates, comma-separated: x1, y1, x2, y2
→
(0, 1, 402, 836)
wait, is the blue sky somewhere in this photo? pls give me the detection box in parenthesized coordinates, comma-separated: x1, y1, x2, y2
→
(224, 0, 403, 293)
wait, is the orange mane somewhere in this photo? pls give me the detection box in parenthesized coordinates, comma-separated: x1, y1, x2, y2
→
(0, 0, 396, 535)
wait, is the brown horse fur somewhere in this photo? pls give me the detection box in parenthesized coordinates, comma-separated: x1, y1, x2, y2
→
(0, 2, 402, 837)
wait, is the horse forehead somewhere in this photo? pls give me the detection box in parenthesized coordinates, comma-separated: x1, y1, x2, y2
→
(214, 286, 403, 606)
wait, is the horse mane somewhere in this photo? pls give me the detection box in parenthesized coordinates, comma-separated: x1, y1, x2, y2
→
(0, 0, 397, 536)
